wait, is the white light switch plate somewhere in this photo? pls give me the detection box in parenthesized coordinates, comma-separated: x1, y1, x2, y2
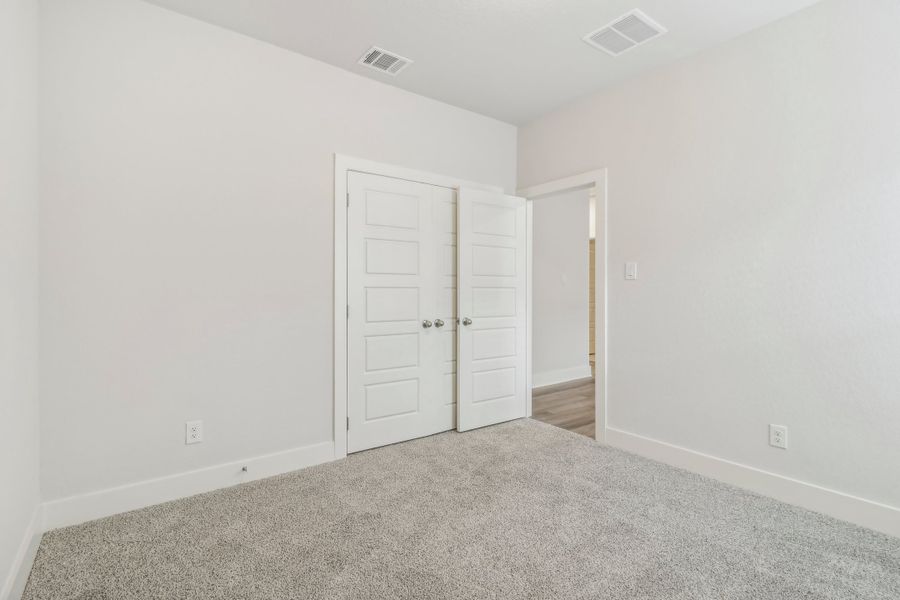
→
(625, 262, 638, 280)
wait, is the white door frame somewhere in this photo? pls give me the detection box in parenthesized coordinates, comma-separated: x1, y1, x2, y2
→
(518, 169, 608, 443)
(333, 154, 503, 459)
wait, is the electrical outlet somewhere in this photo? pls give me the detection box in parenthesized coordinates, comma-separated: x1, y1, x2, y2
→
(769, 424, 787, 449)
(185, 420, 203, 445)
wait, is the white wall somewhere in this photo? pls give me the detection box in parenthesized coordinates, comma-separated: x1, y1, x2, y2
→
(519, 0, 900, 512)
(39, 0, 516, 503)
(532, 188, 591, 387)
(0, 0, 41, 595)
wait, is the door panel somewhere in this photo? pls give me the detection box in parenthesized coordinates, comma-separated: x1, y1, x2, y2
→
(365, 379, 419, 420)
(347, 172, 455, 452)
(457, 189, 528, 431)
(365, 334, 418, 371)
(472, 327, 516, 360)
(433, 186, 459, 427)
(365, 239, 419, 274)
(364, 287, 419, 322)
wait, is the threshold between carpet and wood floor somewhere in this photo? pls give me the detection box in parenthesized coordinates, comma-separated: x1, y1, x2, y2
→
(23, 419, 900, 600)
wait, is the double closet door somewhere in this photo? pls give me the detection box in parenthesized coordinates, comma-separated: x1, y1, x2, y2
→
(347, 171, 527, 453)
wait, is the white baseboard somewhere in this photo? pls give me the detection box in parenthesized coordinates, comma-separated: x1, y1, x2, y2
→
(605, 427, 900, 538)
(43, 441, 336, 531)
(1, 505, 43, 600)
(533, 365, 593, 389)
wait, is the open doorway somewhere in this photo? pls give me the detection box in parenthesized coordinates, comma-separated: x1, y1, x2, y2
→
(521, 170, 606, 442)
(530, 186, 593, 437)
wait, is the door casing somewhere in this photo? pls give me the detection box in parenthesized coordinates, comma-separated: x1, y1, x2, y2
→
(518, 169, 608, 443)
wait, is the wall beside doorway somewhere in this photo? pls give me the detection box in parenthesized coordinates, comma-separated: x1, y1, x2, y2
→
(532, 187, 592, 387)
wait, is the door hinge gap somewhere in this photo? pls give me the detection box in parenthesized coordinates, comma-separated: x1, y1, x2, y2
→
(346, 417, 350, 431)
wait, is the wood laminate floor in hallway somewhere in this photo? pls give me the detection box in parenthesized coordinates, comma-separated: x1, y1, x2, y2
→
(532, 377, 595, 439)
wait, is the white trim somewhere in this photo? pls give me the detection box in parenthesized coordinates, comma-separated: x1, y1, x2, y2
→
(334, 155, 349, 460)
(1, 505, 42, 600)
(334, 154, 503, 456)
(518, 170, 605, 200)
(519, 169, 608, 443)
(336, 155, 502, 197)
(525, 202, 534, 417)
(532, 366, 593, 389)
(43, 441, 335, 530)
(606, 427, 900, 538)
(595, 173, 609, 442)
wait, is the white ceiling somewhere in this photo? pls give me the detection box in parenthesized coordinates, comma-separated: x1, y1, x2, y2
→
(142, 0, 822, 124)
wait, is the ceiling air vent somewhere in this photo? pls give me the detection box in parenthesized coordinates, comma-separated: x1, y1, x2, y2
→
(583, 9, 667, 57)
(358, 46, 413, 76)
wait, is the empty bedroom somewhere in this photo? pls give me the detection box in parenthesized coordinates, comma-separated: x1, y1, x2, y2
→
(1, 0, 898, 598)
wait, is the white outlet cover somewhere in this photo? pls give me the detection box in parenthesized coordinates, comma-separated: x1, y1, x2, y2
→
(185, 420, 203, 445)
(769, 424, 788, 449)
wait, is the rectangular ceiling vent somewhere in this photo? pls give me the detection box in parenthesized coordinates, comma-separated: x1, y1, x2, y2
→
(358, 46, 413, 76)
(583, 9, 667, 57)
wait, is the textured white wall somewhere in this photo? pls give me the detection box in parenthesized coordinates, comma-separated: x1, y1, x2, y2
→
(39, 0, 516, 501)
(0, 0, 41, 592)
(518, 0, 900, 508)
(532, 188, 591, 387)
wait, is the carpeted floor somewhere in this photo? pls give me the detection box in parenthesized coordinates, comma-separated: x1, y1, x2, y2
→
(23, 419, 900, 599)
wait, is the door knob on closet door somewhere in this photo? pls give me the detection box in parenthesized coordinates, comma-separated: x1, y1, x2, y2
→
(422, 320, 433, 328)
(462, 317, 472, 326)
(434, 319, 445, 328)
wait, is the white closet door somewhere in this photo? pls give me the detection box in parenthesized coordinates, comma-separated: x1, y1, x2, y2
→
(457, 188, 528, 431)
(347, 172, 454, 452)
(433, 186, 459, 428)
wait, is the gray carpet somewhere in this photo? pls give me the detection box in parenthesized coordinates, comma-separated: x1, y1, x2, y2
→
(23, 419, 900, 599)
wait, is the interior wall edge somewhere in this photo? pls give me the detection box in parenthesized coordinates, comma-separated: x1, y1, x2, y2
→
(42, 440, 335, 531)
(0, 505, 43, 600)
(1, 0, 41, 595)
(605, 427, 900, 538)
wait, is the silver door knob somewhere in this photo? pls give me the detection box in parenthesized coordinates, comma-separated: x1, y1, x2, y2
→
(422, 320, 433, 328)
(434, 319, 445, 328)
(462, 317, 472, 326)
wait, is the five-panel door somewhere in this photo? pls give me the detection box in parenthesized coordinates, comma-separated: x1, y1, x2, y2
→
(347, 172, 457, 452)
(347, 172, 526, 452)
(457, 188, 528, 432)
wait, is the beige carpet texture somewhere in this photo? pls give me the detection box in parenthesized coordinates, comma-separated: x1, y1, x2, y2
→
(23, 419, 900, 599)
